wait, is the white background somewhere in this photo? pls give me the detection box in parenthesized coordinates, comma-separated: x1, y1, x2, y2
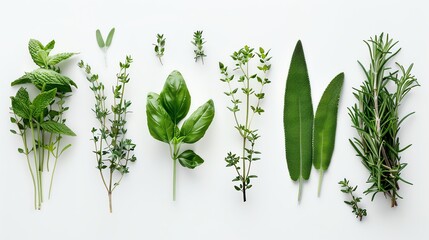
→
(0, 0, 428, 239)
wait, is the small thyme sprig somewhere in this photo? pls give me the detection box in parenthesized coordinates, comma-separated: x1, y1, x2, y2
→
(78, 56, 136, 213)
(153, 34, 166, 65)
(219, 46, 271, 202)
(191, 30, 206, 64)
(339, 178, 367, 221)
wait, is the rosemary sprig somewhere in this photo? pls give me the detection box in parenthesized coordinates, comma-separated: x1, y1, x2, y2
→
(191, 30, 206, 64)
(78, 56, 136, 213)
(339, 178, 367, 221)
(348, 33, 419, 207)
(153, 33, 166, 65)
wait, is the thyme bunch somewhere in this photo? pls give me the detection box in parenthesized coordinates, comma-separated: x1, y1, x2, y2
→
(349, 33, 419, 207)
(219, 46, 271, 202)
(339, 178, 367, 221)
(191, 30, 206, 64)
(78, 56, 136, 213)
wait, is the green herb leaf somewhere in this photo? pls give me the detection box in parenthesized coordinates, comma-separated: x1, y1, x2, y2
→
(28, 39, 46, 67)
(146, 92, 175, 143)
(96, 29, 105, 48)
(31, 88, 57, 118)
(313, 73, 344, 196)
(159, 70, 191, 123)
(47, 52, 76, 66)
(11, 88, 32, 119)
(180, 100, 215, 143)
(27, 68, 77, 92)
(106, 28, 115, 47)
(284, 40, 314, 202)
(11, 74, 32, 86)
(40, 121, 76, 136)
(177, 150, 204, 169)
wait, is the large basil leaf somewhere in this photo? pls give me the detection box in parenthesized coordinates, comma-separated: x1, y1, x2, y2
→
(177, 150, 204, 169)
(180, 100, 215, 143)
(11, 87, 32, 119)
(159, 70, 191, 123)
(146, 92, 175, 143)
(27, 68, 77, 93)
(31, 88, 57, 118)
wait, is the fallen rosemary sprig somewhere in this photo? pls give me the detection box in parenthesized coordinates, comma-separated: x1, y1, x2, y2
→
(78, 56, 136, 212)
(153, 33, 166, 65)
(191, 30, 206, 64)
(339, 178, 367, 221)
(348, 33, 419, 207)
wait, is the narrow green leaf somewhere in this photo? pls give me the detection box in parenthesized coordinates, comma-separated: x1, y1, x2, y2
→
(177, 150, 204, 169)
(11, 87, 32, 119)
(313, 73, 344, 196)
(180, 100, 215, 143)
(31, 88, 57, 118)
(96, 29, 105, 48)
(106, 28, 115, 47)
(159, 70, 191, 123)
(11, 74, 31, 86)
(146, 92, 175, 143)
(284, 40, 314, 201)
(44, 40, 55, 51)
(40, 121, 76, 136)
(47, 52, 76, 66)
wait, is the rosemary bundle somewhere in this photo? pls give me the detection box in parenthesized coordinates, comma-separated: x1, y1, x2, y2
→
(349, 33, 419, 207)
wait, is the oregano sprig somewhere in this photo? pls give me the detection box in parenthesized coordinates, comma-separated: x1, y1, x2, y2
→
(219, 46, 271, 202)
(10, 39, 77, 210)
(339, 178, 367, 221)
(153, 33, 166, 65)
(191, 30, 206, 64)
(78, 56, 136, 213)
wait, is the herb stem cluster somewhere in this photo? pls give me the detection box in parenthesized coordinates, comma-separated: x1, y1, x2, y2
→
(79, 56, 136, 213)
(220, 46, 271, 202)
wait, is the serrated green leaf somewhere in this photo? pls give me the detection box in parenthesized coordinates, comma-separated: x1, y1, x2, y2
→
(180, 100, 215, 143)
(40, 121, 76, 136)
(177, 150, 204, 169)
(284, 40, 313, 201)
(44, 40, 55, 51)
(313, 73, 344, 196)
(47, 52, 76, 66)
(31, 88, 57, 118)
(96, 29, 105, 48)
(28, 39, 45, 67)
(11, 87, 32, 119)
(27, 68, 77, 92)
(146, 92, 175, 143)
(159, 70, 191, 123)
(106, 28, 115, 47)
(11, 74, 32, 86)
